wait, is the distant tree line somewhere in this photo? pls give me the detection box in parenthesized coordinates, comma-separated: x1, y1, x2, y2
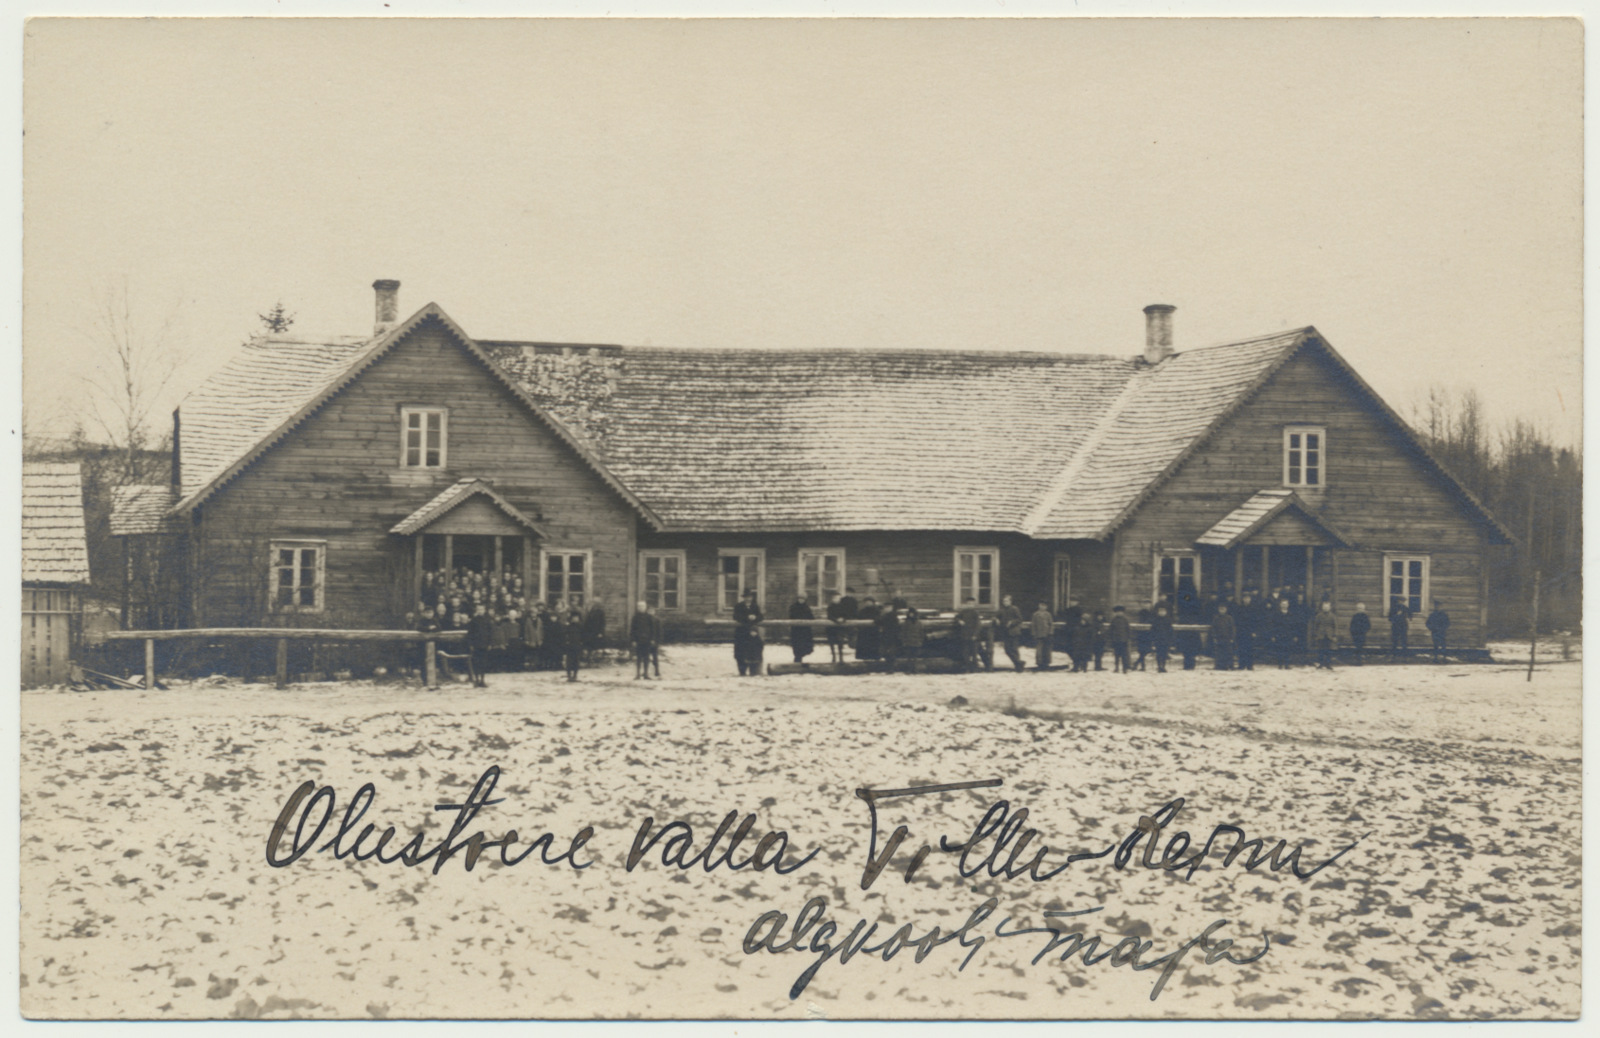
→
(1410, 387, 1581, 636)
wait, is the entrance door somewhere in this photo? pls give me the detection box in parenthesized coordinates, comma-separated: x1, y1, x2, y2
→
(1053, 556, 1072, 612)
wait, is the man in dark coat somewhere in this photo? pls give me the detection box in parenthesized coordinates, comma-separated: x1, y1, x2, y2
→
(955, 596, 985, 671)
(581, 602, 607, 663)
(1091, 611, 1108, 671)
(561, 608, 584, 682)
(1134, 605, 1155, 671)
(855, 597, 881, 660)
(1149, 604, 1174, 673)
(1348, 602, 1371, 664)
(630, 600, 661, 679)
(876, 604, 902, 669)
(1210, 602, 1236, 671)
(1069, 612, 1096, 672)
(1107, 605, 1132, 673)
(1235, 592, 1257, 671)
(1030, 601, 1054, 670)
(1271, 598, 1295, 669)
(789, 593, 816, 664)
(825, 589, 854, 663)
(997, 595, 1025, 672)
(1425, 600, 1450, 662)
(733, 589, 765, 676)
(1388, 600, 1412, 654)
(466, 604, 493, 687)
(900, 607, 925, 660)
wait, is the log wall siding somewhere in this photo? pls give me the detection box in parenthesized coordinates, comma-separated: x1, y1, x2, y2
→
(1114, 347, 1493, 646)
(634, 530, 1111, 633)
(190, 323, 638, 632)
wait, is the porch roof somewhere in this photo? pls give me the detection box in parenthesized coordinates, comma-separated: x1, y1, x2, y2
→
(390, 479, 549, 537)
(1195, 489, 1355, 549)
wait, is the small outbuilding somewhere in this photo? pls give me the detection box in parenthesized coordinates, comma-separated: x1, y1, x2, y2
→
(21, 462, 91, 686)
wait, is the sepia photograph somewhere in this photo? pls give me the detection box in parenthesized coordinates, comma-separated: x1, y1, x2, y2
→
(15, 11, 1584, 1025)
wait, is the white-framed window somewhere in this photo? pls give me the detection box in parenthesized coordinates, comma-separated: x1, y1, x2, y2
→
(953, 547, 999, 608)
(400, 407, 448, 468)
(1384, 553, 1430, 616)
(1283, 426, 1325, 487)
(270, 540, 325, 613)
(1053, 555, 1073, 613)
(542, 549, 592, 609)
(1155, 550, 1201, 600)
(718, 549, 765, 612)
(798, 549, 846, 606)
(639, 550, 686, 612)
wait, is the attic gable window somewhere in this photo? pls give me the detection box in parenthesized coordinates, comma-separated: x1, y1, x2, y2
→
(1284, 426, 1325, 487)
(401, 407, 448, 468)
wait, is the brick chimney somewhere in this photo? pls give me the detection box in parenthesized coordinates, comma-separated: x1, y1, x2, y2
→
(373, 279, 400, 335)
(1143, 304, 1175, 364)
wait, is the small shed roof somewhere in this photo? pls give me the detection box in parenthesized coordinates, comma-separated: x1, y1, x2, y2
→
(22, 462, 90, 585)
(110, 484, 180, 536)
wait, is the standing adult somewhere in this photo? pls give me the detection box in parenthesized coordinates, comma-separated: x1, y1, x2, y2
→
(733, 588, 765, 676)
(1091, 611, 1108, 671)
(1311, 601, 1338, 670)
(1425, 600, 1450, 663)
(789, 593, 816, 665)
(1134, 604, 1156, 671)
(1107, 606, 1132, 674)
(1030, 601, 1055, 670)
(825, 589, 854, 664)
(956, 596, 985, 671)
(630, 600, 661, 679)
(1149, 604, 1174, 673)
(582, 602, 607, 664)
(1348, 602, 1371, 664)
(561, 607, 584, 682)
(1069, 612, 1096, 673)
(1388, 599, 1412, 655)
(1271, 598, 1295, 669)
(1235, 592, 1256, 671)
(855, 597, 882, 661)
(876, 603, 903, 669)
(997, 595, 1026, 673)
(901, 607, 925, 661)
(1210, 602, 1237, 671)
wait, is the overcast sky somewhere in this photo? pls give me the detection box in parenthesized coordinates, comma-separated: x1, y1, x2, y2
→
(21, 16, 1583, 448)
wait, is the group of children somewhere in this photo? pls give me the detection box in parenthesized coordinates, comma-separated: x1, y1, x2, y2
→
(404, 566, 606, 683)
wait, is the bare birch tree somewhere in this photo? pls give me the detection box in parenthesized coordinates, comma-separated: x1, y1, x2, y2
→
(75, 276, 185, 483)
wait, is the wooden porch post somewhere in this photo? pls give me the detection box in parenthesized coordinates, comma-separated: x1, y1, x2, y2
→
(444, 535, 454, 577)
(1260, 544, 1270, 592)
(413, 536, 424, 606)
(1233, 549, 1244, 600)
(522, 537, 534, 597)
(494, 536, 504, 577)
(144, 638, 155, 690)
(1305, 545, 1315, 601)
(275, 638, 288, 690)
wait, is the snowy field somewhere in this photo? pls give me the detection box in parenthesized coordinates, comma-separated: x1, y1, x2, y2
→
(20, 645, 1581, 1020)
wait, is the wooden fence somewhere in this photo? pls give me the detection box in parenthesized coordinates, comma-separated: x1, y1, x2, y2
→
(102, 627, 467, 690)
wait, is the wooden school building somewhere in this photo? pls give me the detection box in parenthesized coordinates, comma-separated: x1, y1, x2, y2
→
(119, 282, 1512, 647)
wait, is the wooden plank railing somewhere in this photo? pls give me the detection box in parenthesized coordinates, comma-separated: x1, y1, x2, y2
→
(101, 628, 467, 690)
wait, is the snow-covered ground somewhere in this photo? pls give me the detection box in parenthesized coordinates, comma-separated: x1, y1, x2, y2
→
(20, 646, 1581, 1020)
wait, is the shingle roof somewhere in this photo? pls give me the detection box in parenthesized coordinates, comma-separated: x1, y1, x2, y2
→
(390, 479, 549, 537)
(170, 303, 1512, 542)
(109, 484, 180, 536)
(1196, 489, 1354, 548)
(22, 463, 90, 584)
(176, 334, 369, 501)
